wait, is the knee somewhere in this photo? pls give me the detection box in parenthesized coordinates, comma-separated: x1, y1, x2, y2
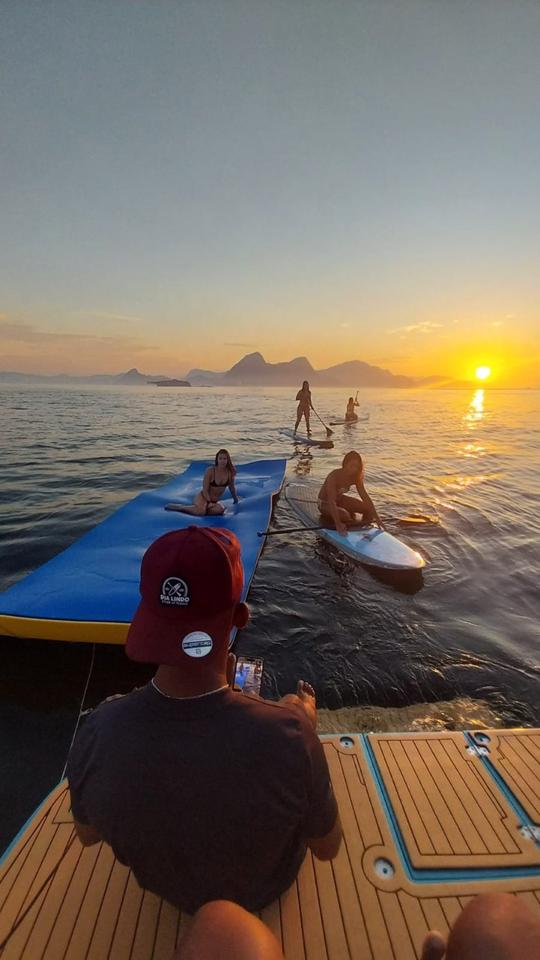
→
(445, 893, 540, 959)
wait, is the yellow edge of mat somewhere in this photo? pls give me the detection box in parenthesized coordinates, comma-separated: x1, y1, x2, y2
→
(0, 615, 128, 644)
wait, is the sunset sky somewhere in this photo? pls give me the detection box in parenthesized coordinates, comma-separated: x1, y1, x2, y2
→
(2, 1, 539, 386)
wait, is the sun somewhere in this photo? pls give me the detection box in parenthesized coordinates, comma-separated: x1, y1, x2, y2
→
(475, 366, 491, 381)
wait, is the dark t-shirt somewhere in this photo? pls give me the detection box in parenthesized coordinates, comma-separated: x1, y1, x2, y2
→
(67, 684, 337, 914)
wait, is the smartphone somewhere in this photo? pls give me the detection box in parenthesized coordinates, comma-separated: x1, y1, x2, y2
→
(233, 656, 264, 696)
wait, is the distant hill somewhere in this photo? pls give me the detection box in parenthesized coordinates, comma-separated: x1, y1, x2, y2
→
(0, 357, 478, 389)
(188, 352, 415, 387)
(0, 367, 190, 386)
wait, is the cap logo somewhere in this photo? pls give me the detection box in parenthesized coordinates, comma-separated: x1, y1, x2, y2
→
(160, 577, 190, 606)
(181, 631, 213, 658)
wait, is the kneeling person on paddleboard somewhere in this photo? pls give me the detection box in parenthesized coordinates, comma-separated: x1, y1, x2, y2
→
(345, 396, 359, 421)
(318, 450, 383, 535)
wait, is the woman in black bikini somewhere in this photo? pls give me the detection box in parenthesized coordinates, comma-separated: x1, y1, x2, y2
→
(294, 381, 313, 435)
(170, 449, 239, 516)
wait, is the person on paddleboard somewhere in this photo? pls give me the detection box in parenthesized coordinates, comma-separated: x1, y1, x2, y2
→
(170, 449, 239, 516)
(345, 395, 359, 422)
(294, 381, 314, 435)
(318, 450, 382, 535)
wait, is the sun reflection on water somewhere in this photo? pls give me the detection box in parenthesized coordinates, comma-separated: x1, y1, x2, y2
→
(464, 389, 484, 427)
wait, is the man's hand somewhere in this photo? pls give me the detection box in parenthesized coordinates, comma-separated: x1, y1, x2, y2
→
(73, 818, 102, 847)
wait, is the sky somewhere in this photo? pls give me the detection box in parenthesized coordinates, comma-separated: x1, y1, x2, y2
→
(1, 0, 539, 386)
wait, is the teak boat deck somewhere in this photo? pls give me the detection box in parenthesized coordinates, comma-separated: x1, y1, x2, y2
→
(1, 730, 539, 958)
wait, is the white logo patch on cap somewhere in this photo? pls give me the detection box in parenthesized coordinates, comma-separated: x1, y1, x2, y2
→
(181, 631, 213, 658)
(160, 577, 190, 606)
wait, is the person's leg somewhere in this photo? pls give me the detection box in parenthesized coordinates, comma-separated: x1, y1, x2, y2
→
(173, 900, 284, 960)
(337, 494, 374, 522)
(175, 493, 208, 516)
(207, 502, 225, 515)
(279, 680, 317, 730)
(318, 500, 352, 526)
(421, 893, 540, 960)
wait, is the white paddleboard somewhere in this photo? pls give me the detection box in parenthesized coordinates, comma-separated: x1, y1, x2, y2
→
(280, 428, 334, 448)
(328, 413, 370, 426)
(285, 483, 426, 570)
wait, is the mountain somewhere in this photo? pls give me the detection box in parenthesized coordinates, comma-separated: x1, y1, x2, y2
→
(185, 367, 226, 385)
(0, 368, 187, 385)
(223, 352, 316, 385)
(187, 352, 415, 387)
(317, 360, 413, 387)
(0, 357, 479, 388)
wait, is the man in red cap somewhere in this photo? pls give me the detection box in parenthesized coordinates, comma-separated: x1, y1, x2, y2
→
(67, 526, 341, 915)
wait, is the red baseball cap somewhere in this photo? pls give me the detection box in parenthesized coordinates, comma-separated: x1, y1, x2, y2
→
(126, 526, 244, 665)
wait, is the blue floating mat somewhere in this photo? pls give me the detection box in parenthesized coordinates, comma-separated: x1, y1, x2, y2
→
(0, 459, 286, 645)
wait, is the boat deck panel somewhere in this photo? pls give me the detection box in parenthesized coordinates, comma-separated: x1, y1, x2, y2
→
(1, 730, 539, 959)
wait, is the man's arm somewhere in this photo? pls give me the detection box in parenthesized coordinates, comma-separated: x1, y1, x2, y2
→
(307, 812, 342, 861)
(73, 817, 103, 847)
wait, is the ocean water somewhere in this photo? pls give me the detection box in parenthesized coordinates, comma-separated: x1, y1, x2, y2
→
(1, 383, 539, 847)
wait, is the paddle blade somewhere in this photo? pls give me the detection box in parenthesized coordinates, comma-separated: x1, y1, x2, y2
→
(395, 515, 439, 527)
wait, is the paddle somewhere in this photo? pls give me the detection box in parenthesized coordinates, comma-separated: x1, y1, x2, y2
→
(311, 406, 333, 437)
(257, 513, 438, 537)
(258, 525, 326, 537)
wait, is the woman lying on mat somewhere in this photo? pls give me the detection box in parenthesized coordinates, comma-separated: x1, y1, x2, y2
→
(167, 449, 239, 516)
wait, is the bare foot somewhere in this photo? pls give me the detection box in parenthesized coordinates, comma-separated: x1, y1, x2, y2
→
(421, 931, 446, 960)
(278, 681, 317, 729)
(296, 680, 317, 729)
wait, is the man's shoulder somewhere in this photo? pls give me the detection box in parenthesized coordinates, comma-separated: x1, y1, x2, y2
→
(231, 693, 315, 740)
(82, 687, 149, 731)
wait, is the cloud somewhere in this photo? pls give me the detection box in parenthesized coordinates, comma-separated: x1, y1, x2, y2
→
(370, 355, 413, 362)
(86, 311, 146, 323)
(491, 320, 504, 328)
(0, 320, 154, 352)
(388, 321, 443, 335)
(223, 342, 257, 348)
(339, 322, 352, 329)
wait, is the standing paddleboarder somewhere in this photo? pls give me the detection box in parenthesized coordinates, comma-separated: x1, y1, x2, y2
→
(294, 381, 314, 436)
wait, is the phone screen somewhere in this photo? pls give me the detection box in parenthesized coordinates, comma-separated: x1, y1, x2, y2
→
(233, 657, 264, 696)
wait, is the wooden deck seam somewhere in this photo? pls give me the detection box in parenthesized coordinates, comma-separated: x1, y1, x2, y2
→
(79, 847, 118, 960)
(440, 738, 507, 818)
(402, 740, 455, 852)
(38, 832, 86, 960)
(498, 755, 540, 815)
(0, 792, 65, 914)
(0, 824, 76, 956)
(383, 740, 444, 855)
(439, 740, 518, 854)
(500, 745, 540, 811)
(376, 742, 435, 857)
(62, 840, 107, 960)
(503, 740, 540, 789)
(423, 740, 482, 855)
(408, 739, 470, 855)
